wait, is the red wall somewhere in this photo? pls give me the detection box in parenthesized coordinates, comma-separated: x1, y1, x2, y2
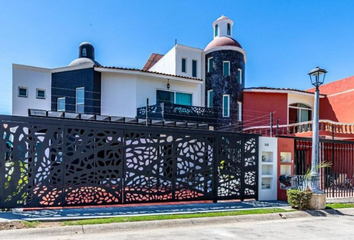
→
(309, 76, 354, 123)
(243, 92, 288, 129)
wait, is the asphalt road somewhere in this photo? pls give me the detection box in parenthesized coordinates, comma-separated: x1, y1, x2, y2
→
(4, 214, 354, 240)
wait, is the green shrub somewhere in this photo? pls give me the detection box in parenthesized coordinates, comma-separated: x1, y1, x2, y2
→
(287, 189, 312, 210)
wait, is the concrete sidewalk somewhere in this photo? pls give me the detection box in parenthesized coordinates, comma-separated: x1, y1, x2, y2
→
(0, 200, 289, 222)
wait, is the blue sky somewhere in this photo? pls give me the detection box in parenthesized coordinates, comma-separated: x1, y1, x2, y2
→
(1, 0, 354, 115)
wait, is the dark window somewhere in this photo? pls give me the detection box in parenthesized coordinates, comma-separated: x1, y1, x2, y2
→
(36, 89, 45, 99)
(227, 23, 231, 35)
(223, 61, 230, 76)
(223, 95, 230, 117)
(208, 58, 214, 73)
(215, 24, 219, 37)
(181, 58, 186, 73)
(157, 90, 174, 104)
(208, 90, 214, 108)
(192, 60, 197, 77)
(18, 87, 27, 97)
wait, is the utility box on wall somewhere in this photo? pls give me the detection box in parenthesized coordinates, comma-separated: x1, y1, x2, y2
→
(277, 138, 295, 201)
(258, 137, 278, 200)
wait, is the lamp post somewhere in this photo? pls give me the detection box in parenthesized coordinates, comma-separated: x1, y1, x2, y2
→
(308, 66, 327, 193)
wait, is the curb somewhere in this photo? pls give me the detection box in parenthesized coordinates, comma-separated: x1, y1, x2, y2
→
(0, 208, 353, 239)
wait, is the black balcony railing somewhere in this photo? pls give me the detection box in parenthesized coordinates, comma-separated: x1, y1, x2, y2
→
(137, 103, 218, 123)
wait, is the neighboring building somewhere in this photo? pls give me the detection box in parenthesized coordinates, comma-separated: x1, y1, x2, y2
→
(12, 15, 246, 130)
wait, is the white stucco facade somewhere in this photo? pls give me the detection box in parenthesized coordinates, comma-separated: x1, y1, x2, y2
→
(12, 64, 52, 116)
(149, 44, 204, 79)
(98, 68, 203, 118)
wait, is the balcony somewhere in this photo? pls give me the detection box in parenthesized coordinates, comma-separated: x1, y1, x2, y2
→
(243, 120, 354, 140)
(136, 103, 218, 123)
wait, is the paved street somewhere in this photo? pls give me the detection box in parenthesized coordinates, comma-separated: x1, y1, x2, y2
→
(3, 214, 354, 240)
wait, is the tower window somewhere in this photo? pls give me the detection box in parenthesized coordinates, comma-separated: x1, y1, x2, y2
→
(237, 69, 242, 84)
(223, 94, 230, 117)
(223, 61, 230, 76)
(207, 90, 214, 108)
(238, 101, 242, 121)
(82, 48, 87, 57)
(208, 58, 214, 73)
(57, 97, 65, 112)
(76, 87, 85, 113)
(192, 60, 197, 77)
(215, 24, 219, 37)
(18, 87, 28, 98)
(181, 58, 186, 73)
(227, 23, 231, 35)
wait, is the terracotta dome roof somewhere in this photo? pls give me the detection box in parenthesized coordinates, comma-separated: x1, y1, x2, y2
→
(205, 37, 242, 52)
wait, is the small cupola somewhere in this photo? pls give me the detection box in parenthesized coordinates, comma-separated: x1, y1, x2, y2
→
(79, 42, 95, 60)
(213, 15, 234, 39)
(69, 42, 101, 67)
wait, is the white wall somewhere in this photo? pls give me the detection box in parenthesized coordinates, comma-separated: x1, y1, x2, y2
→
(149, 45, 204, 80)
(100, 71, 203, 118)
(288, 93, 314, 109)
(100, 72, 137, 117)
(12, 65, 51, 116)
(149, 47, 176, 75)
(175, 45, 203, 79)
(258, 137, 278, 201)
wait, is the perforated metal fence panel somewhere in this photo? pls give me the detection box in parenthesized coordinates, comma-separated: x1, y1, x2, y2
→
(0, 115, 258, 208)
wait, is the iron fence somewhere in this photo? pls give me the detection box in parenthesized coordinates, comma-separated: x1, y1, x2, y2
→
(0, 115, 258, 208)
(295, 138, 354, 198)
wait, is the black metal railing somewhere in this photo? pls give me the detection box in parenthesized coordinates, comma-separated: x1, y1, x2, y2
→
(295, 138, 354, 198)
(137, 103, 218, 123)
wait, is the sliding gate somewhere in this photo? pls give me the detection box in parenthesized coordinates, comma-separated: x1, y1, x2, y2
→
(0, 115, 258, 208)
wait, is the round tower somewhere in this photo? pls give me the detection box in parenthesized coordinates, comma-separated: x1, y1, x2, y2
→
(204, 15, 246, 131)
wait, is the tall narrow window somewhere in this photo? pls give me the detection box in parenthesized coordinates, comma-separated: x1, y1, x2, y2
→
(82, 48, 87, 57)
(208, 58, 214, 73)
(181, 58, 186, 73)
(176, 92, 192, 106)
(207, 90, 214, 108)
(223, 94, 230, 117)
(192, 60, 197, 77)
(76, 87, 85, 113)
(227, 23, 231, 35)
(237, 69, 242, 84)
(215, 24, 219, 37)
(237, 101, 242, 121)
(57, 97, 65, 112)
(223, 61, 230, 76)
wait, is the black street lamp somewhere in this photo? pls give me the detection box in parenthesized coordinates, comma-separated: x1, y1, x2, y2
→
(308, 66, 327, 193)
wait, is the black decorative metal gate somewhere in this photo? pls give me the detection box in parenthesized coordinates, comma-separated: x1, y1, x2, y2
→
(0, 115, 258, 208)
(295, 138, 354, 198)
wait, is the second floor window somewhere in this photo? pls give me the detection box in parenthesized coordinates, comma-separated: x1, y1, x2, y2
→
(223, 61, 230, 76)
(215, 24, 219, 37)
(208, 58, 214, 73)
(76, 87, 85, 113)
(208, 90, 214, 108)
(18, 87, 27, 98)
(182, 58, 186, 73)
(192, 60, 197, 77)
(237, 69, 242, 84)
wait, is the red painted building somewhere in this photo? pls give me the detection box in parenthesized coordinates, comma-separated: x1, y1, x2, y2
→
(243, 76, 354, 140)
